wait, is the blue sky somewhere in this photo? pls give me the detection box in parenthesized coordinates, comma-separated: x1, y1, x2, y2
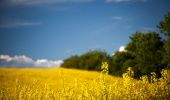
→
(0, 0, 170, 67)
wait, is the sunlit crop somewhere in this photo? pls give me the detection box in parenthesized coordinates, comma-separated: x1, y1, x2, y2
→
(0, 63, 170, 100)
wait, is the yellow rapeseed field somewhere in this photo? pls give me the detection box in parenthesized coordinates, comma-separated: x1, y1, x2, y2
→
(0, 62, 170, 100)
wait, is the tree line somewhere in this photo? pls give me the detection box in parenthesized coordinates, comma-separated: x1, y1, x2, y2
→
(61, 12, 170, 78)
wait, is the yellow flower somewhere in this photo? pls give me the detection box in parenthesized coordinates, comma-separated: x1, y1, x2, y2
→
(101, 62, 108, 74)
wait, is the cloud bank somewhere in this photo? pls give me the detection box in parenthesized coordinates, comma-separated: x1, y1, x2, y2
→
(0, 55, 63, 68)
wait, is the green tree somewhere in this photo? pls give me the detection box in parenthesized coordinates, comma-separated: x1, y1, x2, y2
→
(61, 50, 112, 71)
(126, 32, 163, 76)
(162, 39, 170, 69)
(157, 12, 170, 69)
(111, 51, 135, 76)
(157, 12, 170, 37)
(61, 55, 80, 68)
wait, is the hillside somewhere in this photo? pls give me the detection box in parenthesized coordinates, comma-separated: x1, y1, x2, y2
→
(0, 67, 170, 100)
(0, 67, 120, 90)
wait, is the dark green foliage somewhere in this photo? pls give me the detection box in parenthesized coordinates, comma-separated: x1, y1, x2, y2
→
(61, 50, 112, 71)
(61, 55, 80, 68)
(157, 13, 170, 69)
(126, 32, 163, 77)
(110, 51, 135, 76)
(162, 39, 170, 69)
(157, 13, 170, 37)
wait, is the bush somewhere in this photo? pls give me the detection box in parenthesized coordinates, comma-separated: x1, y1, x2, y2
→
(61, 50, 112, 71)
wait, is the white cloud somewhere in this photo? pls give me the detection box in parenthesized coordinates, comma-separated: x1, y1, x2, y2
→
(0, 55, 63, 68)
(106, 0, 147, 3)
(0, 21, 42, 28)
(118, 45, 127, 52)
(106, 0, 131, 3)
(4, 0, 93, 6)
(0, 55, 33, 63)
(34, 59, 63, 68)
(140, 27, 156, 32)
(112, 16, 123, 20)
(0, 55, 12, 62)
(12, 55, 34, 63)
(16, 22, 42, 26)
